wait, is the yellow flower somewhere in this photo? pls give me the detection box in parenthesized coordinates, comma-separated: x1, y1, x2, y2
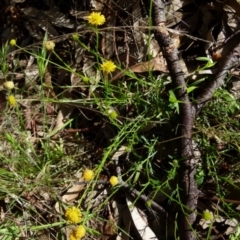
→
(83, 169, 94, 181)
(88, 12, 105, 26)
(69, 231, 78, 240)
(101, 60, 116, 73)
(44, 41, 55, 51)
(109, 176, 118, 187)
(69, 225, 86, 240)
(9, 39, 16, 46)
(65, 207, 82, 224)
(3, 81, 14, 90)
(7, 95, 16, 107)
(75, 225, 86, 238)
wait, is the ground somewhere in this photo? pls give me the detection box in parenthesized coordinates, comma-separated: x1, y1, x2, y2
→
(0, 0, 240, 240)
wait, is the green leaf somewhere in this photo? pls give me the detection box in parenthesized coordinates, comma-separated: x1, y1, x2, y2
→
(196, 57, 212, 62)
(174, 102, 180, 114)
(196, 57, 216, 70)
(205, 61, 216, 68)
(190, 78, 206, 86)
(87, 228, 101, 236)
(187, 86, 197, 93)
(5, 133, 15, 144)
(169, 90, 177, 103)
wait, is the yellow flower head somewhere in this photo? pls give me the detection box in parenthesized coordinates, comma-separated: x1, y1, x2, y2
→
(65, 206, 82, 224)
(83, 169, 94, 181)
(9, 39, 16, 46)
(3, 81, 14, 90)
(69, 225, 86, 240)
(75, 225, 86, 238)
(100, 60, 116, 73)
(88, 12, 105, 26)
(69, 232, 78, 240)
(7, 95, 16, 107)
(109, 176, 118, 187)
(44, 41, 55, 51)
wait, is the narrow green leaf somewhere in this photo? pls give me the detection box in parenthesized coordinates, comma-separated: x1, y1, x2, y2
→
(169, 90, 177, 103)
(187, 86, 197, 93)
(196, 57, 212, 62)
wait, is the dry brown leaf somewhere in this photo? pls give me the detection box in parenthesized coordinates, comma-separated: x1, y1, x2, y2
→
(54, 176, 84, 214)
(44, 64, 56, 99)
(112, 145, 128, 161)
(110, 56, 167, 83)
(61, 178, 85, 203)
(102, 210, 118, 240)
(47, 105, 74, 138)
(124, 56, 167, 73)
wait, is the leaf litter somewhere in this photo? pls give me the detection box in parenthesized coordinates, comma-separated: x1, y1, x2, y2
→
(0, 0, 240, 239)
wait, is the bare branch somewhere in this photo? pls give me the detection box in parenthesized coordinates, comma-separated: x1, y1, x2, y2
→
(149, 0, 198, 239)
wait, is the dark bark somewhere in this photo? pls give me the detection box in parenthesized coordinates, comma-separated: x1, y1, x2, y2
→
(150, 0, 198, 239)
